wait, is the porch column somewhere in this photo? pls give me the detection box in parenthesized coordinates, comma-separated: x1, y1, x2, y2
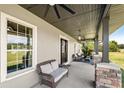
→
(94, 35, 99, 54)
(102, 15, 109, 62)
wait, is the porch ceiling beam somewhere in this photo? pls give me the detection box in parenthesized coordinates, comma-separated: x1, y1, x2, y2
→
(95, 4, 111, 38)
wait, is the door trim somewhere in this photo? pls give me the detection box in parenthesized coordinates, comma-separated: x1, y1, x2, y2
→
(59, 35, 69, 64)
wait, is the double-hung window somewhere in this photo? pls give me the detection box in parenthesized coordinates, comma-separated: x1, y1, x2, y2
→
(0, 12, 37, 82)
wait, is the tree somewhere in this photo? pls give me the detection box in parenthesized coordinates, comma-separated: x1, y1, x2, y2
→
(118, 44, 124, 49)
(82, 45, 92, 58)
(109, 40, 119, 52)
(87, 41, 94, 51)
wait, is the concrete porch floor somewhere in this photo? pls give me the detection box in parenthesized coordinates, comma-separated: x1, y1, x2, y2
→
(34, 62, 95, 88)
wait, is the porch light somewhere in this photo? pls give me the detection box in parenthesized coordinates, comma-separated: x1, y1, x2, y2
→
(78, 29, 82, 40)
(78, 36, 82, 40)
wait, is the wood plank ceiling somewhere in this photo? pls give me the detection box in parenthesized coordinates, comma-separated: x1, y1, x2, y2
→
(20, 4, 103, 41)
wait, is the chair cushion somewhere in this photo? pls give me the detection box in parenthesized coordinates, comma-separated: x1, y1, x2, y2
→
(50, 68, 68, 82)
(51, 61, 58, 71)
(40, 63, 53, 74)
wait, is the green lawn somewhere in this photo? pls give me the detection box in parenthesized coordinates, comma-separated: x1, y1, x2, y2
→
(121, 69, 124, 88)
(109, 52, 124, 69)
(7, 51, 32, 66)
(109, 52, 124, 87)
(7, 51, 25, 66)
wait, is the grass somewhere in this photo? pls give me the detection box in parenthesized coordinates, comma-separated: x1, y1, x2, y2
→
(109, 52, 124, 87)
(109, 52, 124, 69)
(121, 69, 124, 88)
(7, 51, 25, 66)
(7, 51, 32, 66)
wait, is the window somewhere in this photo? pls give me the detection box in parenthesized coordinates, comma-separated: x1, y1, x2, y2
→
(0, 12, 37, 82)
(7, 20, 33, 73)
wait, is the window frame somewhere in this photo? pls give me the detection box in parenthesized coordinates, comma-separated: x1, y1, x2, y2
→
(0, 12, 37, 82)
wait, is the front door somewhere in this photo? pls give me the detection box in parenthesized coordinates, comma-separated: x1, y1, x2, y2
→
(60, 38, 68, 64)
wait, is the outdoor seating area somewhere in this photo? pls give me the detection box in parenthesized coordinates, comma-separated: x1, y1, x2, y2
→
(72, 53, 84, 62)
(34, 62, 95, 88)
(35, 54, 122, 88)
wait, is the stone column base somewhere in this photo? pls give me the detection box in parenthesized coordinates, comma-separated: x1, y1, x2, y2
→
(95, 63, 122, 88)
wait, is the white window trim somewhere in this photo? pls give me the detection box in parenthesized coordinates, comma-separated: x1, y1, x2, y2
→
(0, 12, 37, 82)
(59, 35, 69, 41)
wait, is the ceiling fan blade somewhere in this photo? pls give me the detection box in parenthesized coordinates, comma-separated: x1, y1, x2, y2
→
(27, 4, 38, 10)
(53, 5, 61, 19)
(59, 4, 76, 14)
(44, 5, 50, 17)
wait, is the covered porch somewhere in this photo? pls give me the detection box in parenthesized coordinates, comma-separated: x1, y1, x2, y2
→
(0, 4, 123, 88)
(34, 62, 95, 88)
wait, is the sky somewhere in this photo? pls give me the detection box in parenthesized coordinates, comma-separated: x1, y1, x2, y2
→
(109, 25, 124, 44)
(8, 35, 27, 44)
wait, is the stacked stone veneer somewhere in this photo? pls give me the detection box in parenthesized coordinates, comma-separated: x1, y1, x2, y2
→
(95, 63, 122, 88)
(93, 54, 102, 65)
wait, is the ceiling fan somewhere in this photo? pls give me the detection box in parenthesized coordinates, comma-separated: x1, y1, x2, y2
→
(43, 4, 76, 19)
(72, 29, 85, 41)
(26, 4, 76, 19)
